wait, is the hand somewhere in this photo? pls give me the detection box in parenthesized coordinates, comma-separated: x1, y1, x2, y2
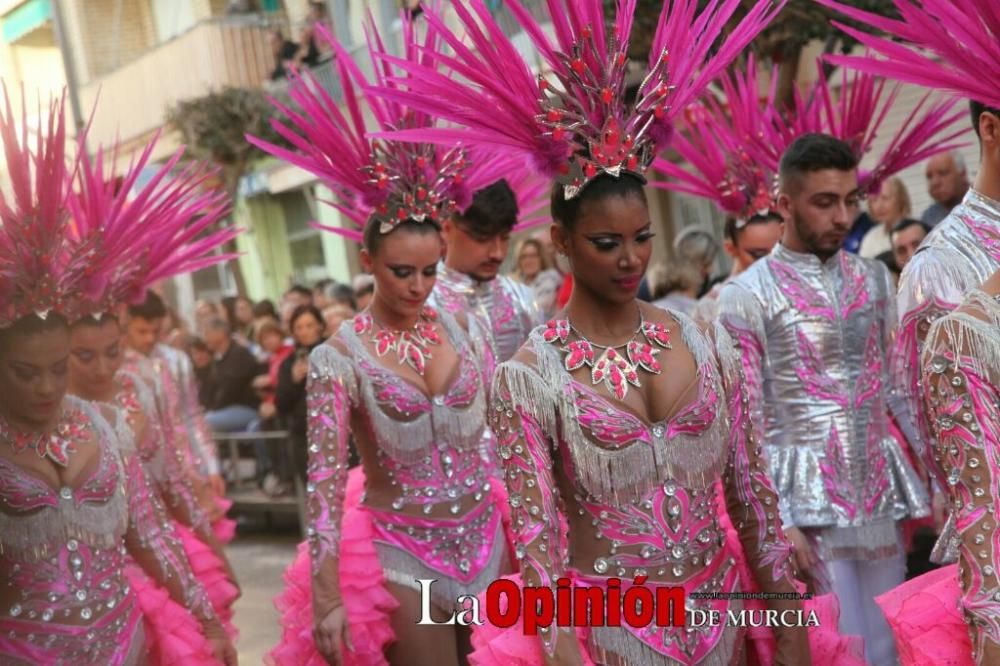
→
(314, 604, 352, 666)
(203, 618, 238, 665)
(783, 527, 817, 578)
(209, 473, 226, 497)
(292, 359, 309, 383)
(259, 402, 277, 420)
(252, 374, 272, 390)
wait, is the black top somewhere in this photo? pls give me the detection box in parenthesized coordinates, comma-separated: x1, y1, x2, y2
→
(203, 341, 262, 410)
(275, 343, 321, 439)
(270, 39, 299, 80)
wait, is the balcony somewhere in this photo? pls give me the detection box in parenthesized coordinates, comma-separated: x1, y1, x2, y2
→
(79, 14, 279, 154)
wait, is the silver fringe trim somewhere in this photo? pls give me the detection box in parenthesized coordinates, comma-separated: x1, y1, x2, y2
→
(0, 398, 130, 560)
(589, 622, 744, 666)
(501, 315, 731, 507)
(374, 520, 511, 612)
(922, 290, 1000, 385)
(336, 313, 487, 466)
(811, 520, 902, 561)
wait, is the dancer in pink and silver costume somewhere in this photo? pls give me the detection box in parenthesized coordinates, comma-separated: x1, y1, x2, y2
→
(817, 2, 1000, 664)
(249, 13, 513, 666)
(64, 135, 243, 655)
(705, 50, 970, 664)
(0, 93, 235, 665)
(368, 0, 879, 664)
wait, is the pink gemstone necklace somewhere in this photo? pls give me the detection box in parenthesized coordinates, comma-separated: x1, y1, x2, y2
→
(542, 312, 673, 401)
(354, 306, 442, 376)
(0, 408, 88, 468)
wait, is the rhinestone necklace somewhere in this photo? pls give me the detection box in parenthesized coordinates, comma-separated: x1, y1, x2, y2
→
(542, 311, 672, 400)
(0, 407, 89, 467)
(354, 306, 442, 376)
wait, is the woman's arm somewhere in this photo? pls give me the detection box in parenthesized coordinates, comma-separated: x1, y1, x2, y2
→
(491, 362, 582, 665)
(306, 345, 356, 664)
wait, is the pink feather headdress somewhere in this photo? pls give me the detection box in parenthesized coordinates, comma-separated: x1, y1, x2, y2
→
(372, 0, 785, 200)
(66, 134, 236, 319)
(0, 90, 91, 327)
(651, 55, 788, 222)
(652, 57, 967, 220)
(247, 12, 512, 242)
(818, 0, 1000, 110)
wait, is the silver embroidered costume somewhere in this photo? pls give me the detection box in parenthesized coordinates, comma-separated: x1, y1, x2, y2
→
(718, 245, 929, 555)
(430, 263, 541, 364)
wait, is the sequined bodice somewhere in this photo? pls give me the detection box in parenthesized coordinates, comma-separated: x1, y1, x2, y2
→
(0, 398, 134, 657)
(430, 263, 539, 363)
(490, 312, 799, 662)
(317, 311, 488, 509)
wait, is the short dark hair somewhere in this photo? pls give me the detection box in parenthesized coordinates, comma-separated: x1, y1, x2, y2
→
(253, 299, 278, 319)
(289, 304, 325, 334)
(891, 217, 930, 239)
(190, 336, 210, 353)
(128, 291, 168, 320)
(456, 179, 519, 238)
(723, 211, 783, 244)
(550, 172, 648, 230)
(779, 133, 859, 192)
(362, 216, 441, 254)
(970, 99, 1000, 140)
(285, 284, 312, 300)
(313, 278, 334, 294)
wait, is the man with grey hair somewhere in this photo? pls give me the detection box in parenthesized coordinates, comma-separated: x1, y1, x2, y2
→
(674, 226, 721, 296)
(921, 150, 970, 226)
(202, 316, 262, 432)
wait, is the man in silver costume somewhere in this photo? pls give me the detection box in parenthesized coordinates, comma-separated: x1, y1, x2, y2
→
(717, 134, 929, 666)
(123, 291, 224, 495)
(894, 102, 1000, 509)
(429, 179, 541, 365)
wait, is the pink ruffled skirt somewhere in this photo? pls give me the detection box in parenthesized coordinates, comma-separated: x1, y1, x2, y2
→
(266, 468, 399, 666)
(875, 564, 973, 665)
(174, 522, 240, 639)
(126, 565, 222, 665)
(212, 497, 237, 545)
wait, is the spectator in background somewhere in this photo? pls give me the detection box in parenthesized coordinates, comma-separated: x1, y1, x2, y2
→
(279, 284, 313, 328)
(513, 237, 562, 317)
(268, 28, 299, 81)
(251, 319, 294, 492)
(194, 299, 221, 334)
(860, 177, 912, 258)
(650, 261, 703, 317)
(322, 303, 354, 334)
(673, 227, 720, 297)
(891, 218, 931, 272)
(922, 150, 970, 227)
(252, 298, 278, 322)
(312, 278, 335, 309)
(353, 273, 375, 311)
(275, 305, 326, 481)
(189, 337, 214, 409)
(232, 296, 255, 340)
(842, 209, 875, 254)
(325, 281, 356, 310)
(201, 317, 261, 433)
(294, 1, 329, 69)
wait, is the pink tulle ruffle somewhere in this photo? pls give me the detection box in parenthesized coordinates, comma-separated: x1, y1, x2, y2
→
(212, 497, 237, 545)
(174, 522, 240, 640)
(126, 565, 222, 666)
(876, 563, 973, 666)
(266, 468, 399, 666)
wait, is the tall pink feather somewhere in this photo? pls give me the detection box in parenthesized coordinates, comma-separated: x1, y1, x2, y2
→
(818, 0, 1000, 110)
(0, 88, 87, 326)
(66, 133, 236, 318)
(374, 0, 785, 198)
(247, 8, 511, 243)
(652, 57, 967, 215)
